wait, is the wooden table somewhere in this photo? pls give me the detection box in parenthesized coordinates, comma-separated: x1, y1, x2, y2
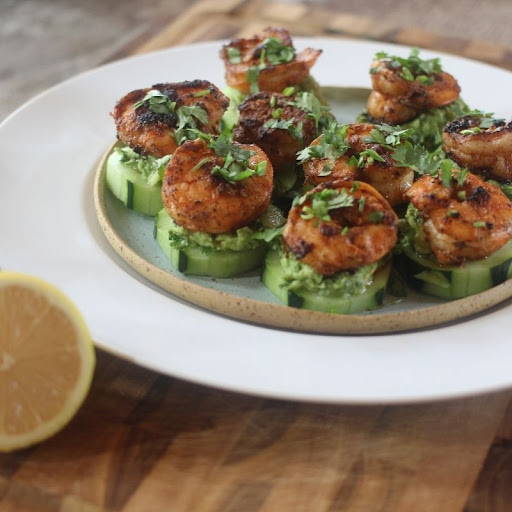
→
(2, 1, 512, 510)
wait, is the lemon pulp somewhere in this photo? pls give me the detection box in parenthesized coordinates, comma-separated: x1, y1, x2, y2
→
(0, 272, 95, 452)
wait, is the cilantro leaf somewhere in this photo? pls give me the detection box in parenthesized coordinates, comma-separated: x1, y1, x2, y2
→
(299, 188, 354, 221)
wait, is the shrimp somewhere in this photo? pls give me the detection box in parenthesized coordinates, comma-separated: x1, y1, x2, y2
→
(220, 27, 321, 94)
(368, 55, 460, 123)
(346, 123, 415, 206)
(112, 80, 229, 158)
(283, 181, 398, 275)
(443, 116, 512, 181)
(233, 92, 318, 171)
(405, 171, 512, 265)
(367, 91, 418, 124)
(302, 135, 358, 185)
(161, 138, 273, 234)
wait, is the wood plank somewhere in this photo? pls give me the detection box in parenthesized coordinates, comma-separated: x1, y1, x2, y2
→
(78, 393, 512, 512)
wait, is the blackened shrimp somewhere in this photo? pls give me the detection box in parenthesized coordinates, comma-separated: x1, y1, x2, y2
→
(302, 133, 358, 185)
(161, 138, 273, 234)
(367, 51, 460, 124)
(367, 91, 419, 124)
(283, 181, 398, 275)
(220, 27, 321, 94)
(233, 92, 318, 171)
(112, 80, 228, 158)
(346, 123, 414, 206)
(405, 171, 512, 265)
(443, 116, 512, 181)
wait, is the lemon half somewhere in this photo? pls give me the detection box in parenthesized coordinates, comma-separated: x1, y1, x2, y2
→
(0, 272, 95, 452)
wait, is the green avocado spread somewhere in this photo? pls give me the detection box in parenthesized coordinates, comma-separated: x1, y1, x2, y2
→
(358, 98, 469, 150)
(276, 243, 379, 297)
(399, 203, 431, 255)
(110, 145, 170, 186)
(157, 209, 283, 253)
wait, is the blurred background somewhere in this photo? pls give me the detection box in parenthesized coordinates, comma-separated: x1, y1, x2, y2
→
(2, 0, 512, 120)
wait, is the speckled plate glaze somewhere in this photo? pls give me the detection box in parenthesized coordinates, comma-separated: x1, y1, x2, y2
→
(3, 38, 512, 403)
(95, 87, 512, 335)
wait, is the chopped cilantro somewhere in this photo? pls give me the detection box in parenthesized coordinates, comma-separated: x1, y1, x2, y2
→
(357, 149, 385, 168)
(372, 47, 442, 83)
(300, 188, 354, 221)
(174, 105, 209, 144)
(358, 197, 366, 212)
(473, 221, 486, 228)
(341, 226, 349, 235)
(439, 160, 454, 188)
(455, 168, 468, 187)
(226, 47, 241, 64)
(368, 211, 384, 223)
(245, 37, 295, 93)
(189, 133, 268, 184)
(318, 163, 333, 176)
(282, 86, 296, 96)
(193, 89, 210, 97)
(133, 89, 176, 114)
(263, 118, 303, 141)
(271, 108, 283, 119)
(457, 190, 467, 201)
(365, 124, 411, 148)
(297, 122, 349, 163)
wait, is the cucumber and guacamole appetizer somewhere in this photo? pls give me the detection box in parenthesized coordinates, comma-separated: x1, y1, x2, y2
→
(157, 133, 278, 278)
(106, 145, 169, 216)
(360, 48, 469, 150)
(107, 80, 229, 215)
(263, 181, 398, 314)
(399, 166, 512, 299)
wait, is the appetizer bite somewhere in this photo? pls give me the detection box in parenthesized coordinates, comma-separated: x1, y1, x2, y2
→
(360, 49, 468, 149)
(220, 27, 322, 100)
(233, 89, 330, 192)
(263, 181, 398, 313)
(156, 133, 279, 277)
(443, 114, 512, 181)
(400, 165, 512, 298)
(299, 122, 415, 206)
(106, 80, 229, 215)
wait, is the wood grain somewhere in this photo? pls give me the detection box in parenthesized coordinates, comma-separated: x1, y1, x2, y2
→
(2, 0, 512, 510)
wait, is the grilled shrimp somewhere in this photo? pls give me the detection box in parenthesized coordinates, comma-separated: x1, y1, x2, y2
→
(405, 171, 512, 265)
(112, 80, 229, 158)
(443, 116, 512, 181)
(302, 134, 358, 185)
(367, 91, 418, 124)
(283, 181, 398, 275)
(220, 27, 322, 94)
(346, 123, 414, 206)
(233, 92, 318, 171)
(368, 57, 460, 123)
(161, 138, 273, 234)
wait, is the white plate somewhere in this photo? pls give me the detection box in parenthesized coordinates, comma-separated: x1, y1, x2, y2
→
(2, 38, 512, 404)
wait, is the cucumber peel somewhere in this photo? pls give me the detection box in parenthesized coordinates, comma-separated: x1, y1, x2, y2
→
(155, 209, 268, 277)
(105, 148, 164, 216)
(262, 247, 391, 314)
(400, 241, 512, 299)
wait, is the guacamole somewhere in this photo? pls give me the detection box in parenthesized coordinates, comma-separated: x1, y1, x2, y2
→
(156, 209, 282, 252)
(358, 98, 470, 150)
(276, 243, 379, 297)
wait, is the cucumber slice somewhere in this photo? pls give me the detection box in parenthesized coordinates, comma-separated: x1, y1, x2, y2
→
(400, 240, 512, 299)
(105, 150, 163, 216)
(155, 210, 267, 277)
(262, 248, 391, 314)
